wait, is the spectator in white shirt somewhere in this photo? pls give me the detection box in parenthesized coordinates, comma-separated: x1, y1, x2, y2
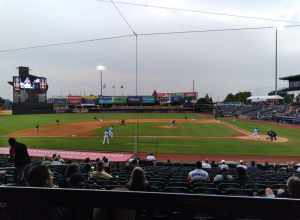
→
(51, 157, 63, 166)
(218, 160, 229, 170)
(202, 160, 212, 169)
(237, 160, 247, 170)
(187, 161, 209, 183)
(146, 153, 156, 162)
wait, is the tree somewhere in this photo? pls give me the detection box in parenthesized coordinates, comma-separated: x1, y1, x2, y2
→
(223, 92, 251, 103)
(283, 94, 294, 104)
(235, 91, 251, 103)
(224, 93, 235, 102)
(0, 97, 4, 110)
(196, 94, 214, 112)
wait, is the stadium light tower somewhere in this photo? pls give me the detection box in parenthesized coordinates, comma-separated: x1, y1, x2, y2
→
(96, 65, 106, 97)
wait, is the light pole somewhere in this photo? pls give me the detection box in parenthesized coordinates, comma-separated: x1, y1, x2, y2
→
(275, 25, 285, 95)
(96, 65, 106, 97)
(275, 28, 278, 95)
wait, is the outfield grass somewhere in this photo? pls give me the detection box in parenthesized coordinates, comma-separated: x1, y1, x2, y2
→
(1, 113, 300, 156)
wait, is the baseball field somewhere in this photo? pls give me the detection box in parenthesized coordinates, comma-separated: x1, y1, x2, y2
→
(1, 112, 300, 161)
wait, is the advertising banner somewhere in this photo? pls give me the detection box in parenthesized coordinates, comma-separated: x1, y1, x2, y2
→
(98, 96, 113, 105)
(68, 96, 82, 105)
(142, 96, 155, 104)
(112, 96, 128, 105)
(127, 96, 141, 105)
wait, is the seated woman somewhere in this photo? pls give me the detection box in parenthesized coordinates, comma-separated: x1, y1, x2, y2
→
(126, 167, 149, 191)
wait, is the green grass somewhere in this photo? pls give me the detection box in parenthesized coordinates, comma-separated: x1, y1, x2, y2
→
(1, 113, 300, 156)
(94, 122, 239, 137)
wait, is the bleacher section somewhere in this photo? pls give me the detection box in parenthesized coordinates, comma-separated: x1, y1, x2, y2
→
(0, 156, 296, 196)
(1, 156, 300, 219)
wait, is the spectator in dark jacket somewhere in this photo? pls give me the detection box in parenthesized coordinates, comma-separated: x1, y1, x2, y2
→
(8, 137, 31, 183)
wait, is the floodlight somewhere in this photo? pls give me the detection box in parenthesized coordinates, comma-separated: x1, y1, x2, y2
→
(96, 65, 106, 71)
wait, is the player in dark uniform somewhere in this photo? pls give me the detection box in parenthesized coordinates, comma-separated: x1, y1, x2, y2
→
(35, 125, 40, 132)
(56, 119, 60, 125)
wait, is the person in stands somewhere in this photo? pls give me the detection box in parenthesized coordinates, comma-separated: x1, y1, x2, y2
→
(146, 153, 156, 162)
(237, 160, 247, 170)
(102, 156, 111, 173)
(213, 166, 234, 184)
(146, 153, 156, 166)
(27, 164, 54, 187)
(218, 160, 229, 170)
(127, 158, 139, 172)
(187, 161, 209, 183)
(21, 164, 64, 220)
(236, 166, 248, 185)
(265, 176, 300, 199)
(126, 167, 149, 191)
(51, 156, 63, 166)
(82, 158, 92, 173)
(247, 161, 259, 173)
(59, 163, 81, 187)
(8, 137, 31, 184)
(91, 160, 112, 180)
(202, 160, 212, 169)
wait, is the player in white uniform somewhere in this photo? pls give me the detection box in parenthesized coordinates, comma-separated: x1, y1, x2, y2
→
(108, 127, 114, 139)
(103, 130, 110, 144)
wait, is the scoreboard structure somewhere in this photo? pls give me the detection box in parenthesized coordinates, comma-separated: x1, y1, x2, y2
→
(8, 66, 53, 114)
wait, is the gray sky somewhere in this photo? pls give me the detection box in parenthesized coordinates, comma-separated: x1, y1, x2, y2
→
(1, 0, 300, 101)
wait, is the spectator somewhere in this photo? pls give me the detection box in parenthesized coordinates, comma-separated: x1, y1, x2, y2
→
(237, 160, 247, 170)
(127, 158, 139, 172)
(263, 161, 271, 170)
(82, 158, 92, 173)
(60, 163, 81, 187)
(91, 161, 112, 180)
(24, 164, 76, 220)
(146, 153, 156, 162)
(127, 167, 149, 191)
(8, 137, 31, 184)
(202, 160, 212, 169)
(187, 161, 209, 183)
(57, 155, 64, 163)
(236, 166, 248, 185)
(247, 161, 258, 173)
(102, 156, 111, 173)
(51, 156, 63, 166)
(211, 160, 217, 168)
(27, 164, 54, 187)
(277, 176, 300, 198)
(213, 166, 233, 183)
(218, 160, 229, 170)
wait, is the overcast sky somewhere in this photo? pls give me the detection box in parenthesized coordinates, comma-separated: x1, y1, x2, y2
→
(1, 0, 300, 101)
